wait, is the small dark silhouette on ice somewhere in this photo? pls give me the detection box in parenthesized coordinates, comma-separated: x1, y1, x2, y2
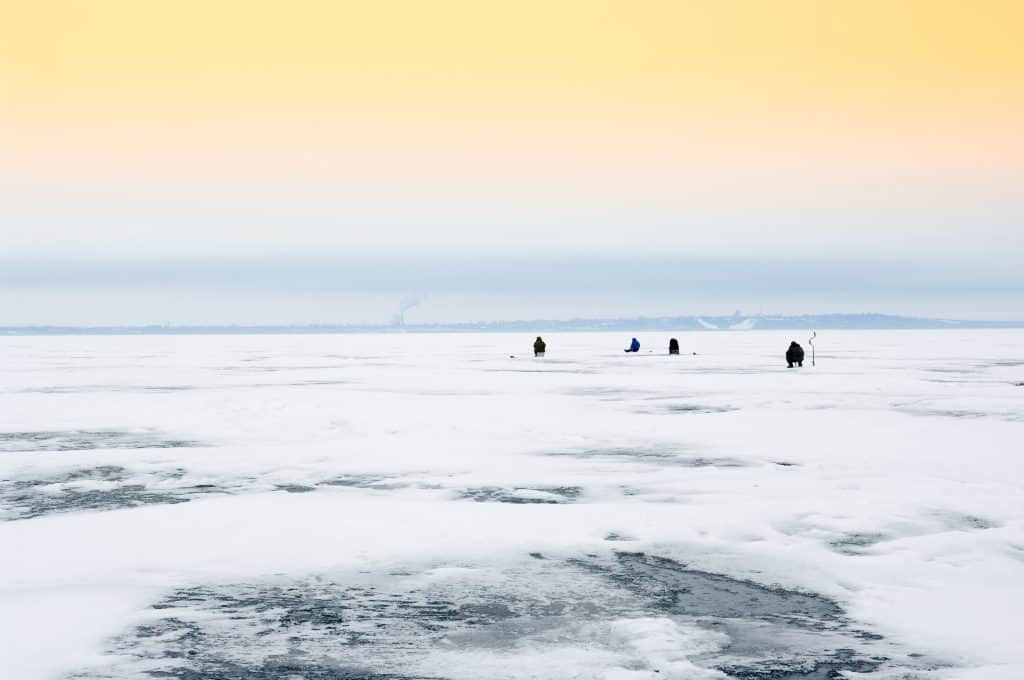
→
(533, 336, 546, 357)
(668, 338, 679, 355)
(786, 341, 805, 368)
(625, 338, 640, 353)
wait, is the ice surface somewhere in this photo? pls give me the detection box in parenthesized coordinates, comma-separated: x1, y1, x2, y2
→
(0, 430, 200, 453)
(1, 330, 1022, 679)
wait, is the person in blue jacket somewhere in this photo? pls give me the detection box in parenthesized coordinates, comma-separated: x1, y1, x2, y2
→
(624, 337, 640, 353)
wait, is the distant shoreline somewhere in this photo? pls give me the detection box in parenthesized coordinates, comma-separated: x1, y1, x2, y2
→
(3, 313, 1023, 336)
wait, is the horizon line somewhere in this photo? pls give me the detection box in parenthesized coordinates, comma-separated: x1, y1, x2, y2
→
(3, 312, 1024, 336)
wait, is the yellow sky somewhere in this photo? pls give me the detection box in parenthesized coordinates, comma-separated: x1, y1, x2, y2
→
(4, 0, 1022, 121)
(2, 0, 1022, 263)
(2, 0, 1020, 188)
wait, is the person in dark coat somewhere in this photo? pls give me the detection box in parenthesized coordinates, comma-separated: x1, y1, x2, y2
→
(625, 337, 640, 353)
(786, 341, 804, 368)
(533, 336, 546, 357)
(668, 338, 680, 355)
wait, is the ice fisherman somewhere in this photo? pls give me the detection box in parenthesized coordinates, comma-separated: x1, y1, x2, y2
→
(625, 338, 640, 353)
(533, 336, 546, 357)
(668, 338, 680, 355)
(786, 341, 805, 368)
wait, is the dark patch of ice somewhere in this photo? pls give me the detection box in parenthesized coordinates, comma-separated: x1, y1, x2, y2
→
(898, 406, 1024, 422)
(275, 484, 317, 494)
(640, 395, 741, 411)
(72, 552, 931, 679)
(547, 447, 749, 468)
(0, 466, 225, 521)
(0, 430, 201, 453)
(828, 532, 889, 556)
(576, 552, 843, 623)
(149, 660, 427, 679)
(2, 467, 434, 521)
(9, 384, 197, 395)
(562, 386, 647, 401)
(579, 553, 910, 678)
(547, 446, 679, 460)
(905, 408, 988, 419)
(319, 475, 408, 491)
(719, 654, 882, 680)
(72, 578, 532, 678)
(71, 610, 429, 680)
(457, 485, 582, 504)
(937, 512, 999, 531)
(661, 404, 738, 414)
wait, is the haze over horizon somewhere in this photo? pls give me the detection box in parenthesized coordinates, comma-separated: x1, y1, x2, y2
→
(1, 254, 1021, 326)
(3, 1, 1022, 324)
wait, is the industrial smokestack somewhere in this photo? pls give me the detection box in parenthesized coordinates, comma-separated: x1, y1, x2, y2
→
(393, 294, 425, 327)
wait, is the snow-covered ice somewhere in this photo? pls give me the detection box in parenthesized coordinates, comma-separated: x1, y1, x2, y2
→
(1, 330, 1022, 679)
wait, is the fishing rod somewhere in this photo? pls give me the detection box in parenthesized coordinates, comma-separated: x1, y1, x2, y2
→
(809, 331, 816, 367)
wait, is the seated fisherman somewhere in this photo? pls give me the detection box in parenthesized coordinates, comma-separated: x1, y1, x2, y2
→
(786, 341, 805, 368)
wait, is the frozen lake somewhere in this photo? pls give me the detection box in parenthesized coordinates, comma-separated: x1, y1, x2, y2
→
(1, 330, 1022, 679)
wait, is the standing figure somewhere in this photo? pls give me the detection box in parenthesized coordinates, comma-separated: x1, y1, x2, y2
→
(625, 337, 641, 353)
(668, 338, 680, 355)
(533, 336, 546, 357)
(786, 341, 804, 368)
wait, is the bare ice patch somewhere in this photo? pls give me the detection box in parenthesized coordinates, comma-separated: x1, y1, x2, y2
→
(0, 468, 440, 521)
(0, 430, 202, 453)
(891, 401, 1024, 422)
(457, 486, 583, 504)
(778, 511, 1001, 557)
(8, 384, 197, 395)
(546, 447, 750, 469)
(0, 466, 225, 521)
(319, 474, 411, 491)
(68, 552, 930, 680)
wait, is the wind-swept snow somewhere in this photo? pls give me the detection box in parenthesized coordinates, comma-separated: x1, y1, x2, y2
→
(1, 330, 1022, 679)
